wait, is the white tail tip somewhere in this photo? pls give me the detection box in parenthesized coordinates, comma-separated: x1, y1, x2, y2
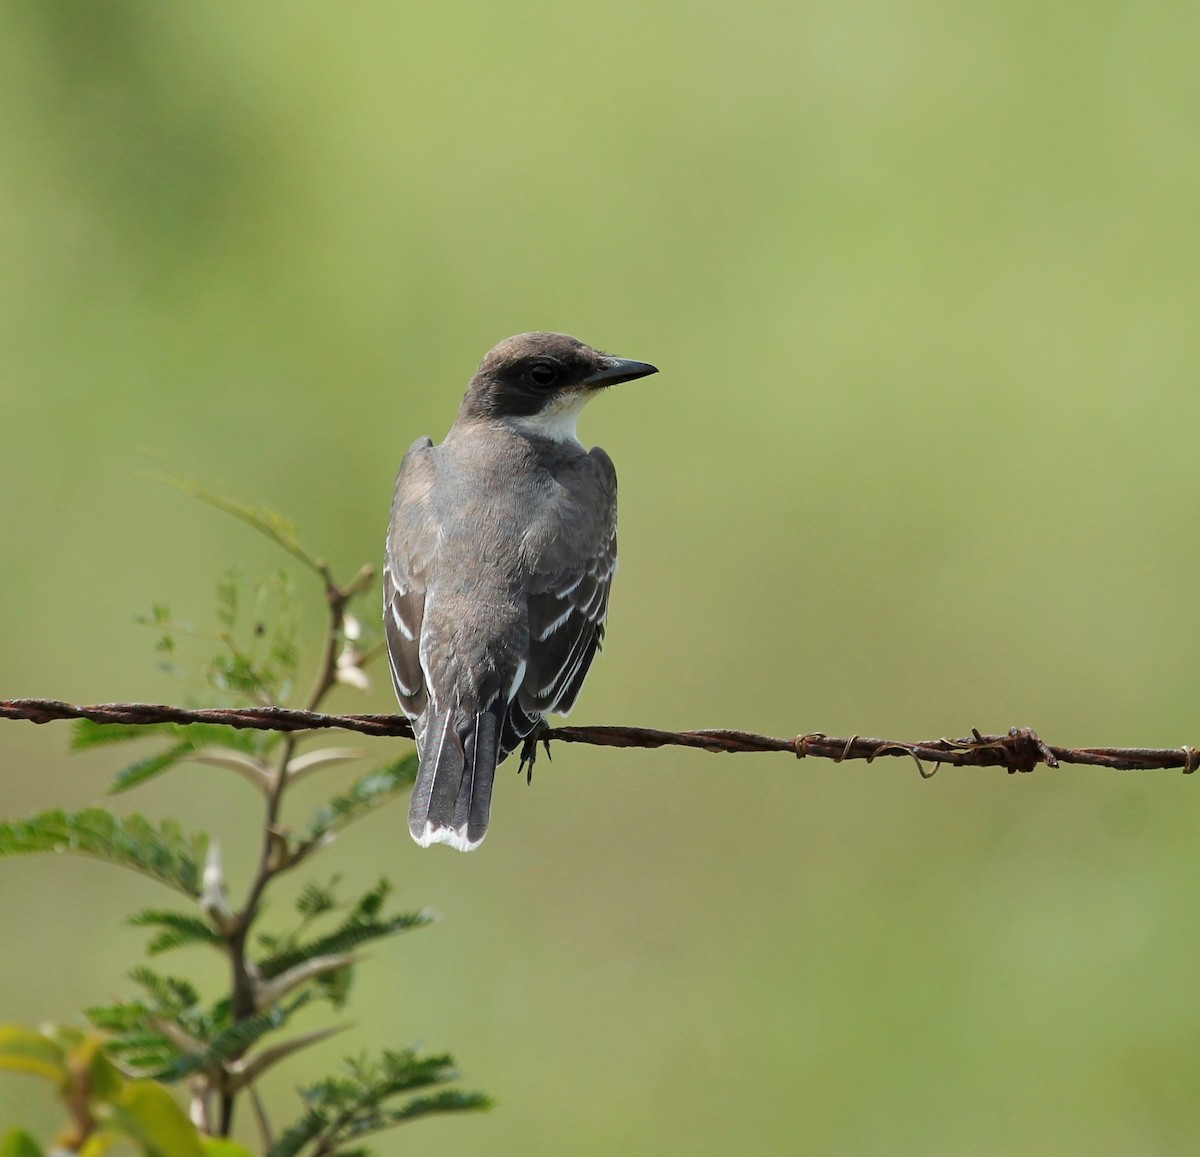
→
(415, 820, 486, 853)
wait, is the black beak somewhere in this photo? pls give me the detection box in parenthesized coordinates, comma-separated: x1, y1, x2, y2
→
(585, 356, 659, 387)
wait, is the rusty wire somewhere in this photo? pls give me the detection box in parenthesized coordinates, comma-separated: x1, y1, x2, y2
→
(2, 698, 1198, 775)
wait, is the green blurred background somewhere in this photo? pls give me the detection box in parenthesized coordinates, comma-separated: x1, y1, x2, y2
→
(3, 1, 1200, 1152)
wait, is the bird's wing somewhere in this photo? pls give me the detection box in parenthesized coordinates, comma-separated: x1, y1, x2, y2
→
(383, 437, 437, 719)
(520, 448, 617, 716)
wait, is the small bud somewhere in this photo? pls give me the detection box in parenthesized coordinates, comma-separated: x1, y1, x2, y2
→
(189, 1084, 212, 1130)
(200, 841, 234, 930)
(335, 624, 370, 692)
(335, 659, 371, 692)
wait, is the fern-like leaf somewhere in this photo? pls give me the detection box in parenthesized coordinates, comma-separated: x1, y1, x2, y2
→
(90, 969, 228, 1081)
(72, 719, 267, 755)
(71, 721, 178, 750)
(104, 1032, 180, 1077)
(129, 966, 201, 1011)
(384, 1087, 493, 1123)
(267, 1049, 490, 1157)
(258, 881, 431, 980)
(155, 476, 324, 577)
(301, 755, 419, 848)
(71, 718, 276, 795)
(128, 909, 223, 956)
(205, 1007, 286, 1062)
(295, 879, 339, 919)
(216, 570, 239, 629)
(0, 809, 208, 897)
(109, 742, 198, 794)
(86, 1003, 187, 1080)
(86, 1001, 148, 1033)
(264, 1114, 323, 1157)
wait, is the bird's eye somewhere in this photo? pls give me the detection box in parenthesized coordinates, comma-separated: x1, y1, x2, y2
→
(528, 362, 559, 388)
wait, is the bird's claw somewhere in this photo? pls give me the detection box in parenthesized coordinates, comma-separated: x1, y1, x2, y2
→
(518, 722, 552, 785)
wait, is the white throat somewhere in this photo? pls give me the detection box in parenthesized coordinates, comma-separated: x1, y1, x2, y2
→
(508, 391, 592, 445)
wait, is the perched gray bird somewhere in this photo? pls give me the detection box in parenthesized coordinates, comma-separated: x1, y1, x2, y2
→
(384, 333, 657, 851)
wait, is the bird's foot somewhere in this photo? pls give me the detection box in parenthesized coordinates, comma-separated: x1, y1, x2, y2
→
(518, 721, 552, 785)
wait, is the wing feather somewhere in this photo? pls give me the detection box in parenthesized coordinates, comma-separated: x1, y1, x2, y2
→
(519, 448, 617, 718)
(384, 437, 437, 718)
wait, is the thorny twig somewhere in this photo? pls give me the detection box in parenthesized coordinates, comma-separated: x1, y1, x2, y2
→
(2, 699, 1198, 775)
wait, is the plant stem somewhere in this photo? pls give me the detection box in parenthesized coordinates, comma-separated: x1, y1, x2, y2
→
(217, 571, 355, 1137)
(249, 1081, 274, 1150)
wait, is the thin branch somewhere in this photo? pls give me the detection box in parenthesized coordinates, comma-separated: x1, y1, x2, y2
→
(247, 1082, 273, 1152)
(213, 564, 371, 1138)
(149, 475, 327, 578)
(3, 698, 1198, 775)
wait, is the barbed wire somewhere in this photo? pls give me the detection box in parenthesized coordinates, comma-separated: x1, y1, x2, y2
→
(2, 698, 1197, 776)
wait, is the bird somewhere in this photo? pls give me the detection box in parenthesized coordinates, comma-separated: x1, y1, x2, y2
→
(383, 333, 658, 851)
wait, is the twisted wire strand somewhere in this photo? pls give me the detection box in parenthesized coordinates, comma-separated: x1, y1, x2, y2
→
(2, 699, 1196, 775)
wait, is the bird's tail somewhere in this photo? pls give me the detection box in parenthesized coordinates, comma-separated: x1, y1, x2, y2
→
(409, 703, 503, 852)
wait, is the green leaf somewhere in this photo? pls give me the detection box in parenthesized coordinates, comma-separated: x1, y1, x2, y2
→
(295, 878, 339, 918)
(78, 721, 272, 794)
(268, 1049, 490, 1157)
(129, 966, 201, 1012)
(107, 967, 214, 1075)
(101, 1080, 205, 1157)
(86, 1007, 145, 1039)
(258, 880, 432, 980)
(129, 909, 223, 956)
(79, 1132, 126, 1157)
(316, 963, 354, 1010)
(0, 1025, 66, 1085)
(351, 1048, 461, 1097)
(0, 809, 208, 897)
(0, 1130, 44, 1157)
(265, 1115, 323, 1157)
(207, 995, 233, 1032)
(384, 1086, 494, 1123)
(185, 723, 270, 754)
(201, 1142, 256, 1157)
(101, 1035, 180, 1079)
(80, 1036, 125, 1102)
(154, 476, 324, 576)
(109, 742, 197, 794)
(271, 634, 300, 685)
(302, 754, 419, 846)
(46, 1024, 88, 1050)
(71, 720, 180, 751)
(206, 1006, 285, 1061)
(72, 718, 274, 758)
(216, 570, 239, 630)
(207, 653, 265, 697)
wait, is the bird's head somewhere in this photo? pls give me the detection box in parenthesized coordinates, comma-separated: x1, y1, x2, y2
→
(457, 332, 657, 443)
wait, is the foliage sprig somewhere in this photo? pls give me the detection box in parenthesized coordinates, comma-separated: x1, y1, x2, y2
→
(0, 489, 488, 1153)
